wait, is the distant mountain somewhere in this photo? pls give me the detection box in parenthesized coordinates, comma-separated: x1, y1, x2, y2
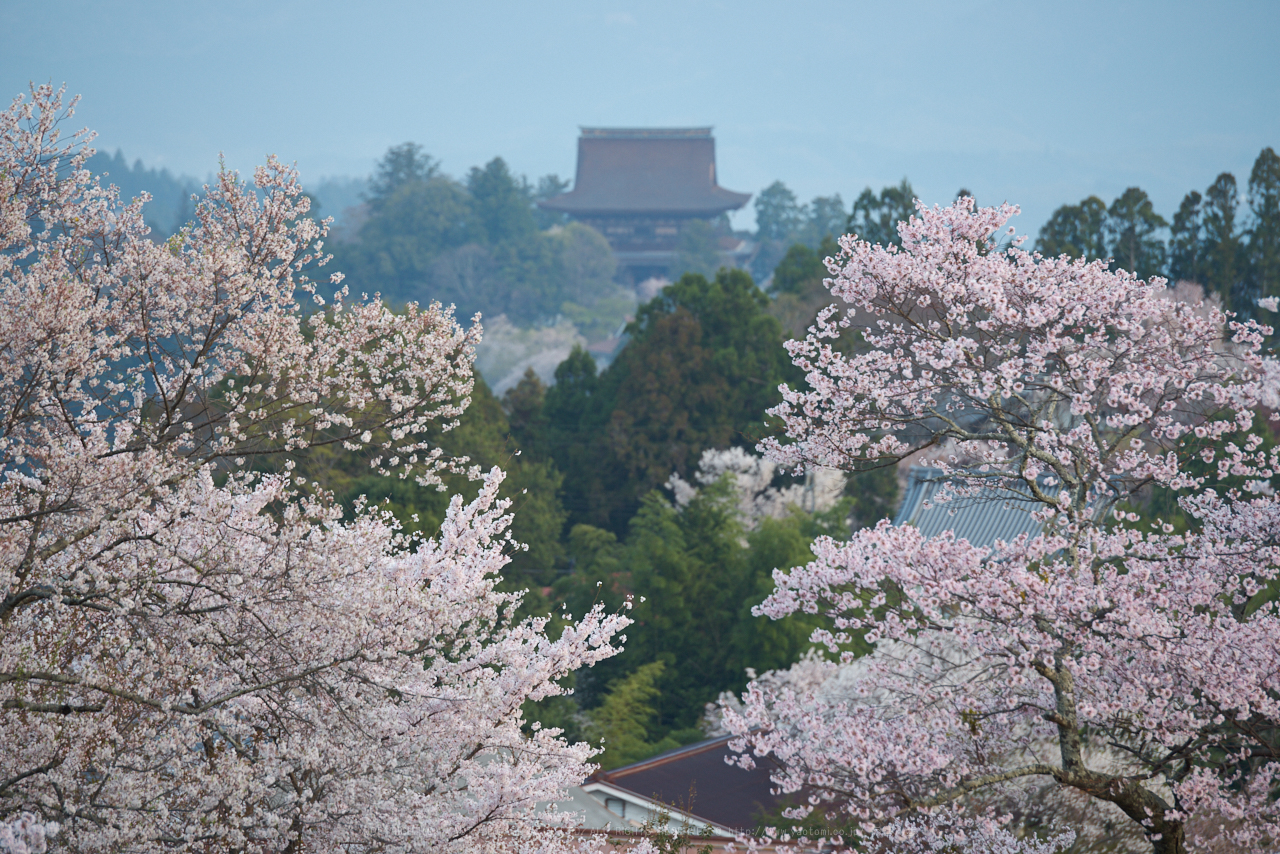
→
(84, 150, 369, 237)
(86, 149, 197, 237)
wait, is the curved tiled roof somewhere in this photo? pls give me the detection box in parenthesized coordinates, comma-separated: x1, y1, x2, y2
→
(539, 128, 751, 216)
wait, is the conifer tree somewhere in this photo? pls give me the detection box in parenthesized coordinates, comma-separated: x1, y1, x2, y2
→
(1168, 189, 1204, 284)
(1248, 147, 1280, 312)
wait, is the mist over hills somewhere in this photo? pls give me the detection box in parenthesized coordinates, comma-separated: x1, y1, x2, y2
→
(86, 149, 196, 236)
(86, 149, 371, 237)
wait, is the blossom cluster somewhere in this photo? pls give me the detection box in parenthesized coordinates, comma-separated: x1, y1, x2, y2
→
(0, 86, 627, 853)
(666, 447, 846, 528)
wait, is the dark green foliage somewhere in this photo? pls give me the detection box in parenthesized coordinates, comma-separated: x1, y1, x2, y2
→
(547, 485, 849, 736)
(503, 459, 568, 587)
(1123, 419, 1277, 555)
(847, 178, 916, 248)
(509, 259, 904, 760)
(1169, 191, 1204, 284)
(1202, 172, 1247, 312)
(1248, 147, 1280, 315)
(612, 489, 752, 728)
(844, 464, 900, 529)
(523, 689, 587, 746)
(1031, 154, 1280, 329)
(1036, 195, 1108, 261)
(613, 270, 785, 482)
(280, 372, 567, 599)
(586, 661, 678, 769)
(538, 346, 618, 526)
(729, 511, 850, 675)
(1106, 187, 1168, 280)
(770, 242, 825, 295)
(502, 368, 550, 456)
(542, 269, 794, 533)
(1165, 157, 1280, 324)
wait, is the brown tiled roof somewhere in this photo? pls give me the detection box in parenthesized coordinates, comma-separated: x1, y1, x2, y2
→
(539, 128, 751, 216)
(587, 735, 785, 834)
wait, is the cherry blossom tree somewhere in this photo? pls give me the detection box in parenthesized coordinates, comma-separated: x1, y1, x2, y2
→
(0, 86, 628, 853)
(725, 198, 1280, 853)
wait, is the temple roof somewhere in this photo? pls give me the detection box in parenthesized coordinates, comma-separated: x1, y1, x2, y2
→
(539, 128, 751, 216)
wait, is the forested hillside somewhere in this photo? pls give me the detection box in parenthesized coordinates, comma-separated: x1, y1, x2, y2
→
(84, 149, 197, 236)
(325, 144, 634, 333)
(10, 0, 1277, 844)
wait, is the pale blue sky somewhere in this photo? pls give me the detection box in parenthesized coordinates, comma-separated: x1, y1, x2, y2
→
(4, 0, 1278, 233)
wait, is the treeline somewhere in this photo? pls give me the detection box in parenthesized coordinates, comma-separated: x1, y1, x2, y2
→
(749, 178, 921, 281)
(93, 141, 1280, 330)
(1036, 148, 1280, 317)
(753, 148, 1280, 322)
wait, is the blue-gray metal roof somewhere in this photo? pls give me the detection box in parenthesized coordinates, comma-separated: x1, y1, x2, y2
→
(892, 467, 1044, 550)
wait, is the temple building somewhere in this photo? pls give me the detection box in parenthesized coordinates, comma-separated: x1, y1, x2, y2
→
(538, 127, 752, 281)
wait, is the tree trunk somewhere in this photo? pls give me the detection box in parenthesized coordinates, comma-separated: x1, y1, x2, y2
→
(1151, 821, 1186, 854)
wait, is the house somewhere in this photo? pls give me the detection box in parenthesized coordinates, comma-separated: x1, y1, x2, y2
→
(538, 128, 752, 281)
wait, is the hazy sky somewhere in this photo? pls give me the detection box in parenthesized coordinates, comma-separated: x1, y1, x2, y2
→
(4, 0, 1278, 233)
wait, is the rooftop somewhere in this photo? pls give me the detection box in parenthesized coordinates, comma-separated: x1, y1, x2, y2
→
(539, 128, 751, 216)
(584, 734, 784, 834)
(893, 466, 1045, 550)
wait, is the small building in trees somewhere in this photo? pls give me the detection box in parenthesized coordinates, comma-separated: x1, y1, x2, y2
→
(538, 128, 753, 281)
